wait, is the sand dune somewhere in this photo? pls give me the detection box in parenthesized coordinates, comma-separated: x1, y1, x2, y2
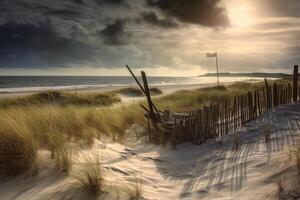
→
(0, 103, 299, 200)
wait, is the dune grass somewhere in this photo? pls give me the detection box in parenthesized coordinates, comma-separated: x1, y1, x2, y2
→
(73, 155, 104, 195)
(118, 87, 144, 97)
(0, 103, 145, 176)
(153, 82, 263, 112)
(0, 113, 38, 176)
(296, 145, 300, 174)
(125, 175, 143, 200)
(0, 90, 121, 108)
(0, 81, 285, 176)
(149, 87, 163, 95)
(276, 175, 286, 193)
(0, 86, 165, 108)
(117, 87, 162, 97)
(54, 144, 72, 175)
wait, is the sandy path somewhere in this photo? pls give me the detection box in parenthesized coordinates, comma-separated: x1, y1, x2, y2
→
(0, 103, 299, 200)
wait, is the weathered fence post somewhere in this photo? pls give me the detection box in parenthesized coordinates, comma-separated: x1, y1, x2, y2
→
(264, 79, 270, 108)
(293, 65, 298, 102)
(257, 90, 261, 115)
(273, 82, 278, 106)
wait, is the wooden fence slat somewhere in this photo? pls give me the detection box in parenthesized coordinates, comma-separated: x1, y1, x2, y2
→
(293, 65, 298, 102)
(160, 72, 297, 145)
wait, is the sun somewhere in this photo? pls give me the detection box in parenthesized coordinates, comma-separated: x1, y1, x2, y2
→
(226, 1, 256, 27)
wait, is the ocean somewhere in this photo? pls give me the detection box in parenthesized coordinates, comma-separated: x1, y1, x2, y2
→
(0, 76, 267, 93)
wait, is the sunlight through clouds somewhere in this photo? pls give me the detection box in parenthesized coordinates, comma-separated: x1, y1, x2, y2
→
(0, 0, 299, 75)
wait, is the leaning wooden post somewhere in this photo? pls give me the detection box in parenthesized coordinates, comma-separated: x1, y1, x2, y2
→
(141, 71, 154, 115)
(141, 71, 160, 140)
(127, 65, 160, 114)
(126, 65, 146, 94)
(293, 65, 298, 102)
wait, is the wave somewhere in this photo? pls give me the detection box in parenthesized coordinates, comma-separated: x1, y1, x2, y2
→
(0, 85, 115, 93)
(0, 76, 273, 93)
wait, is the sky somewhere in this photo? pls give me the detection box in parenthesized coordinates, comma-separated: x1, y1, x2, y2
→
(0, 0, 299, 76)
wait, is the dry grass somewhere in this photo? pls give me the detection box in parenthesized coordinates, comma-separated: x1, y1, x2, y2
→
(154, 83, 263, 112)
(118, 87, 144, 97)
(54, 145, 72, 175)
(296, 145, 300, 174)
(0, 102, 147, 176)
(117, 87, 162, 97)
(73, 155, 104, 195)
(149, 87, 163, 95)
(287, 142, 300, 174)
(0, 90, 121, 108)
(0, 82, 273, 176)
(276, 175, 286, 193)
(0, 114, 38, 176)
(125, 174, 143, 200)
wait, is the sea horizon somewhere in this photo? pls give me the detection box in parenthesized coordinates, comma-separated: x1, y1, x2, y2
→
(0, 75, 276, 93)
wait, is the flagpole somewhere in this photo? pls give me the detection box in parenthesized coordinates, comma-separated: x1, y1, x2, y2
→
(216, 52, 219, 86)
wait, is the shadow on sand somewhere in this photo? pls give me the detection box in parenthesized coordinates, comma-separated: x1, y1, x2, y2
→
(152, 103, 300, 198)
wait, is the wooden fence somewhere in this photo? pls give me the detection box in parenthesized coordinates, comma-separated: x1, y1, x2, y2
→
(168, 65, 299, 147)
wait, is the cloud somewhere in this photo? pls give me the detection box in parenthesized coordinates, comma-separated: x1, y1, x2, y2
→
(71, 0, 125, 5)
(253, 18, 300, 30)
(140, 11, 178, 28)
(96, 0, 125, 5)
(147, 0, 229, 27)
(72, 0, 83, 4)
(0, 20, 96, 68)
(285, 45, 300, 56)
(258, 0, 300, 18)
(98, 20, 131, 45)
(0, 0, 299, 74)
(45, 8, 81, 17)
(94, 45, 152, 68)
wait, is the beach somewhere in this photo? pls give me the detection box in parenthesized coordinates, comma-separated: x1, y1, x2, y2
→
(0, 0, 299, 199)
(0, 80, 250, 100)
(0, 77, 299, 200)
(0, 102, 299, 200)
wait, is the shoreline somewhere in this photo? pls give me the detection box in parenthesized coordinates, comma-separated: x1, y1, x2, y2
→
(0, 81, 238, 100)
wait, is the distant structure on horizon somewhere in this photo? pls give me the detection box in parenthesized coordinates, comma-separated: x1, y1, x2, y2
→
(199, 72, 290, 78)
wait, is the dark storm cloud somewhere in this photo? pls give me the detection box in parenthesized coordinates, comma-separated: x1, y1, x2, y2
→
(94, 45, 152, 68)
(140, 12, 178, 28)
(71, 0, 83, 4)
(0, 21, 96, 68)
(45, 8, 81, 17)
(98, 20, 131, 45)
(96, 0, 124, 5)
(147, 0, 229, 27)
(69, 24, 89, 39)
(71, 0, 124, 5)
(1, 0, 298, 73)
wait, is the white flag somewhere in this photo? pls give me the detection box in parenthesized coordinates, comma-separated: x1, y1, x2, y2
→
(206, 52, 217, 58)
